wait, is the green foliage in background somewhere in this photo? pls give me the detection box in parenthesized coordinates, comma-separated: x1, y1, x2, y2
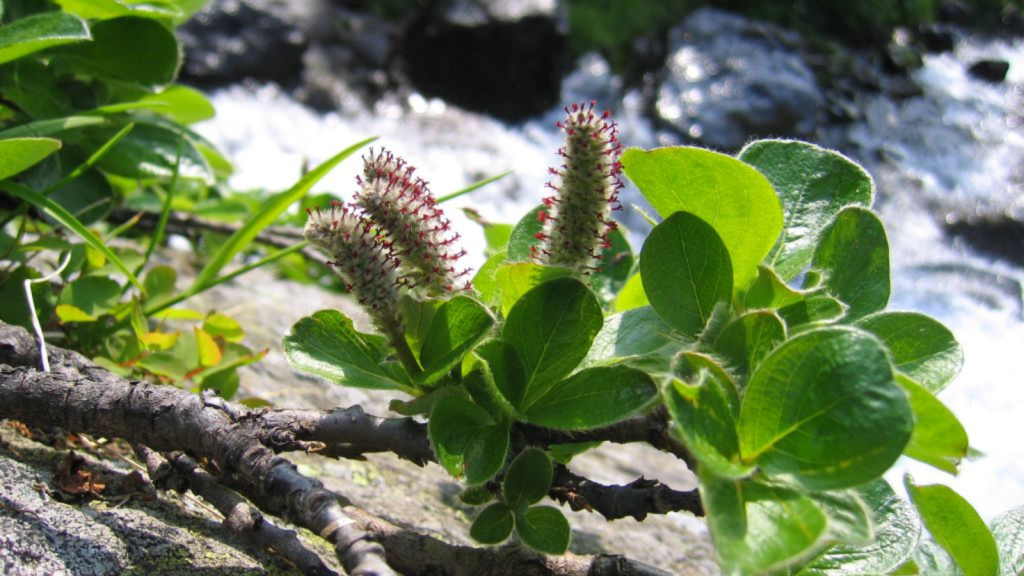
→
(0, 0, 373, 401)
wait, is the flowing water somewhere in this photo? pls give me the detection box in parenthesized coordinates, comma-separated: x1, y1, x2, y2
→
(195, 30, 1024, 521)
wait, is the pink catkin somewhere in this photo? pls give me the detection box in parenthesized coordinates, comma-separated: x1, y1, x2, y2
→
(533, 100, 623, 273)
(355, 149, 471, 295)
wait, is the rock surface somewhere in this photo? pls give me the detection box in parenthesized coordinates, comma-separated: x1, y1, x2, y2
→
(654, 8, 824, 150)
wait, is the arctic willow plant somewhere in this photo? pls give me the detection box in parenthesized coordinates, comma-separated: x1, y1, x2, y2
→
(285, 103, 1018, 575)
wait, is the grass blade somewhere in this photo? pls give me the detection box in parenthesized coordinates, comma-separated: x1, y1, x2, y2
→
(147, 242, 308, 315)
(187, 136, 377, 295)
(42, 122, 135, 195)
(1, 181, 145, 294)
(436, 170, 512, 204)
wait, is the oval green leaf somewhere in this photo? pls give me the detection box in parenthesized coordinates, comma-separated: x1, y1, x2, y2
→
(283, 309, 411, 392)
(428, 396, 509, 485)
(50, 17, 179, 87)
(896, 375, 968, 475)
(418, 296, 494, 385)
(622, 146, 782, 291)
(991, 505, 1024, 576)
(493, 262, 572, 316)
(665, 353, 752, 479)
(801, 480, 921, 575)
(501, 277, 603, 405)
(0, 12, 90, 66)
(582, 305, 675, 368)
(503, 448, 553, 509)
(85, 122, 212, 183)
(811, 207, 890, 321)
(521, 365, 657, 430)
(739, 140, 874, 282)
(738, 327, 913, 490)
(640, 211, 733, 338)
(470, 503, 514, 545)
(0, 137, 62, 181)
(702, 474, 829, 576)
(713, 310, 786, 382)
(473, 338, 527, 410)
(855, 311, 963, 394)
(905, 476, 999, 576)
(506, 204, 547, 262)
(514, 506, 570, 555)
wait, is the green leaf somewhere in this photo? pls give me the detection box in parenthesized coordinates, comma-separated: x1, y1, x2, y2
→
(613, 272, 648, 312)
(57, 303, 101, 323)
(396, 295, 441, 362)
(0, 266, 54, 330)
(702, 474, 829, 576)
(50, 17, 178, 87)
(808, 490, 874, 546)
(85, 122, 212, 183)
(436, 170, 512, 204)
(469, 503, 514, 545)
(54, 0, 182, 20)
(471, 250, 507, 305)
(810, 207, 890, 321)
(463, 368, 515, 421)
(640, 211, 733, 338)
(777, 294, 847, 329)
(142, 265, 177, 301)
(0, 182, 145, 293)
(713, 310, 786, 381)
(665, 353, 753, 479)
(514, 506, 570, 555)
(57, 276, 121, 317)
(137, 85, 216, 125)
(501, 277, 602, 406)
(590, 225, 634, 299)
(0, 116, 108, 140)
(418, 296, 494, 385)
(739, 140, 874, 281)
(190, 137, 375, 294)
(582, 305, 674, 368)
(738, 327, 912, 490)
(428, 396, 509, 485)
(473, 338, 527, 410)
(0, 137, 61, 180)
(0, 12, 90, 66)
(506, 204, 547, 261)
(522, 365, 657, 430)
(137, 351, 189, 380)
(203, 312, 244, 342)
(905, 476, 999, 576)
(801, 480, 921, 575)
(283, 309, 411, 392)
(990, 506, 1024, 576)
(855, 311, 963, 394)
(493, 262, 572, 316)
(622, 146, 782, 291)
(897, 375, 968, 474)
(744, 266, 805, 310)
(503, 448, 553, 509)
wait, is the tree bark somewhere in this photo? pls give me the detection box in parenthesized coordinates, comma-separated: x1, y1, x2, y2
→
(0, 323, 677, 576)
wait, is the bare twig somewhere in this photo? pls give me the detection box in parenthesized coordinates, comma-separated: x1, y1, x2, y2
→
(517, 406, 696, 468)
(550, 464, 703, 521)
(135, 445, 338, 576)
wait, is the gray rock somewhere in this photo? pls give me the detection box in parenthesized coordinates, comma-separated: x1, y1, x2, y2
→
(397, 0, 569, 121)
(655, 8, 823, 150)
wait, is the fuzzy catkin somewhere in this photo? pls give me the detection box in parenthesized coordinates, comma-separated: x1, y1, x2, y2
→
(303, 200, 402, 329)
(355, 149, 470, 295)
(533, 100, 624, 273)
